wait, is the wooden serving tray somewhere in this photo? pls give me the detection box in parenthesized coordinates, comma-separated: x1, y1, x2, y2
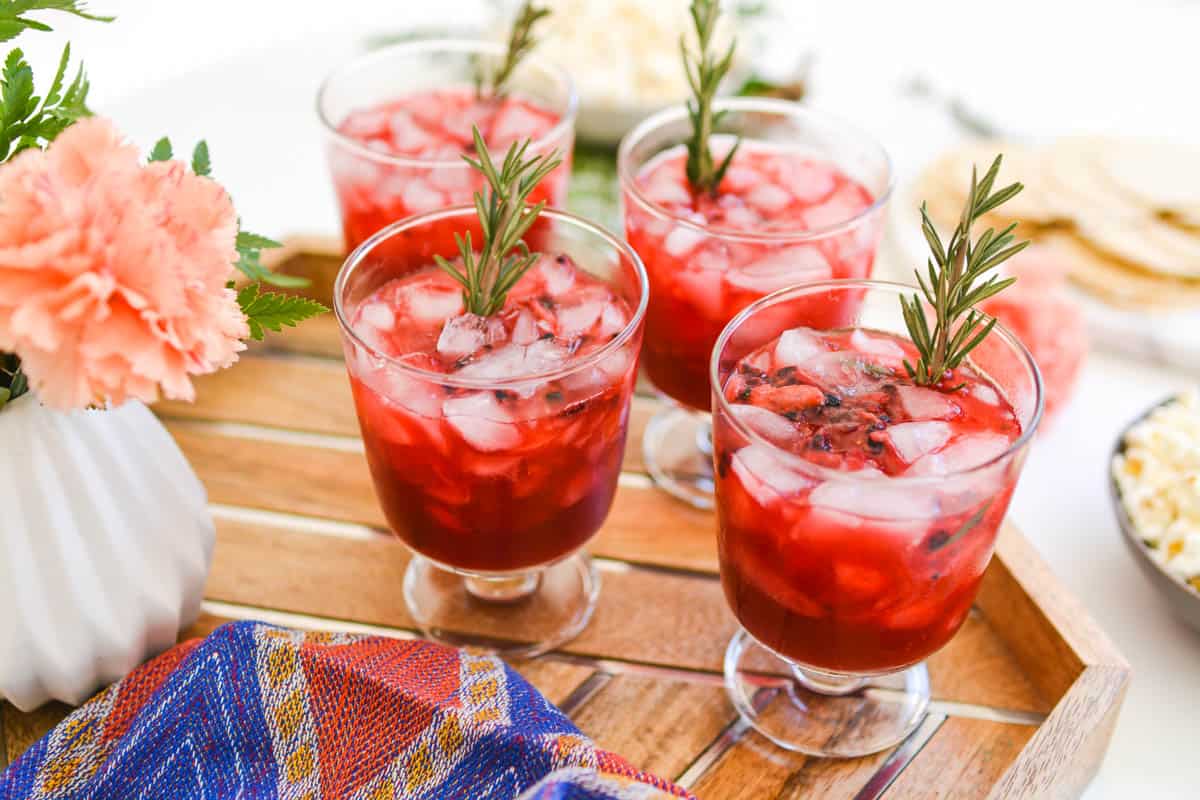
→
(0, 239, 1130, 799)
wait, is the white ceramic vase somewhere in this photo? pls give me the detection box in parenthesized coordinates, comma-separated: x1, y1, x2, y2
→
(0, 394, 214, 711)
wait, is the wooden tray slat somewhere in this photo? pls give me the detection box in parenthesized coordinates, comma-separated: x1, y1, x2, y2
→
(569, 674, 735, 781)
(0, 702, 71, 769)
(882, 718, 1035, 799)
(689, 734, 893, 799)
(157, 355, 358, 438)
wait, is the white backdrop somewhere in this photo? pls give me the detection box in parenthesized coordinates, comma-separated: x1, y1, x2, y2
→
(15, 1, 1200, 795)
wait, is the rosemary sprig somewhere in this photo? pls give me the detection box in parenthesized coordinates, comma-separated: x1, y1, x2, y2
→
(682, 0, 739, 195)
(435, 125, 561, 317)
(928, 500, 992, 551)
(901, 155, 1029, 389)
(480, 0, 549, 98)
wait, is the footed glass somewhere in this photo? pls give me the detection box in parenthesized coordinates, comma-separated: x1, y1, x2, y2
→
(710, 280, 1043, 756)
(319, 39, 577, 252)
(334, 207, 647, 657)
(618, 99, 892, 508)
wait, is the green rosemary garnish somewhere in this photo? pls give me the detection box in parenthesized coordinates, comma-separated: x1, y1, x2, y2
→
(682, 0, 739, 195)
(928, 501, 992, 551)
(435, 125, 561, 316)
(901, 155, 1029, 389)
(480, 0, 549, 98)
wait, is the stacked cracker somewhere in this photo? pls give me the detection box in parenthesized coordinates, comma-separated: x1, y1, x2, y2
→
(918, 139, 1200, 309)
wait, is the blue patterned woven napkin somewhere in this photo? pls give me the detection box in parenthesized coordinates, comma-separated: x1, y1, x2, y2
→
(0, 621, 695, 799)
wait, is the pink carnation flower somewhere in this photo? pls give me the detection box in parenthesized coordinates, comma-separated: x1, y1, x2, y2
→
(0, 117, 249, 409)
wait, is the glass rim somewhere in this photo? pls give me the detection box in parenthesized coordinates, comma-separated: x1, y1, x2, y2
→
(617, 97, 895, 244)
(316, 38, 579, 169)
(708, 278, 1045, 486)
(334, 205, 649, 390)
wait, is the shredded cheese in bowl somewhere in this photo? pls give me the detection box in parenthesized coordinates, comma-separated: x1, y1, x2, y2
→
(1113, 391, 1200, 591)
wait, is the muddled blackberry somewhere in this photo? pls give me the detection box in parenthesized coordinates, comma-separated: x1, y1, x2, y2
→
(771, 366, 798, 387)
(926, 530, 951, 551)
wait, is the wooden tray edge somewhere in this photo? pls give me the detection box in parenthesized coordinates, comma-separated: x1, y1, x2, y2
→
(990, 525, 1130, 674)
(988, 664, 1130, 799)
(984, 528, 1131, 798)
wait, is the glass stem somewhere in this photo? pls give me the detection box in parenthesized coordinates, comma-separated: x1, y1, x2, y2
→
(464, 570, 542, 603)
(695, 417, 714, 457)
(791, 665, 868, 696)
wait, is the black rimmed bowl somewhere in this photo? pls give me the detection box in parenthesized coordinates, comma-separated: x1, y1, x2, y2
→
(1110, 395, 1200, 634)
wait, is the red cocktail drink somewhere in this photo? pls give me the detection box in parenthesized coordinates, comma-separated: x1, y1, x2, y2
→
(618, 100, 892, 508)
(717, 327, 1020, 672)
(335, 207, 646, 656)
(320, 40, 576, 251)
(347, 260, 635, 572)
(626, 145, 877, 409)
(712, 281, 1043, 756)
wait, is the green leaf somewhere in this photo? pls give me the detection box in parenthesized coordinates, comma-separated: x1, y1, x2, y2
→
(236, 283, 328, 341)
(449, 127, 561, 315)
(232, 245, 309, 288)
(0, 50, 36, 158)
(735, 74, 777, 96)
(148, 136, 172, 162)
(2, 48, 35, 127)
(233, 227, 307, 287)
(256, 269, 311, 289)
(683, 0, 740, 194)
(235, 230, 282, 251)
(485, 1, 550, 96)
(733, 0, 768, 17)
(434, 253, 469, 291)
(903, 152, 1027, 387)
(53, 59, 89, 118)
(10, 363, 26, 397)
(191, 139, 210, 176)
(42, 41, 68, 106)
(0, 2, 113, 44)
(711, 136, 741, 189)
(0, 352, 28, 411)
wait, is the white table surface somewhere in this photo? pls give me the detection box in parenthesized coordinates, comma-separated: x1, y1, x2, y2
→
(19, 1, 1200, 795)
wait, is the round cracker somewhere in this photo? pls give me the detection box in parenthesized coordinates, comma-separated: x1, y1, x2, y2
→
(918, 140, 1060, 225)
(1043, 138, 1200, 278)
(1043, 232, 1200, 310)
(1088, 137, 1200, 212)
(1072, 216, 1200, 279)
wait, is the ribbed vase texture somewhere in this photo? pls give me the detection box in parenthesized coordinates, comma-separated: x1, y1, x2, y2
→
(0, 395, 213, 711)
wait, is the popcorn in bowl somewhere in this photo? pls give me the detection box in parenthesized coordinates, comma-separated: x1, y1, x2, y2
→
(535, 0, 738, 111)
(1112, 391, 1200, 591)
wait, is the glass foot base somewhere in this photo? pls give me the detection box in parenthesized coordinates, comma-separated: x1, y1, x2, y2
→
(643, 405, 715, 509)
(724, 628, 930, 758)
(403, 553, 599, 658)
